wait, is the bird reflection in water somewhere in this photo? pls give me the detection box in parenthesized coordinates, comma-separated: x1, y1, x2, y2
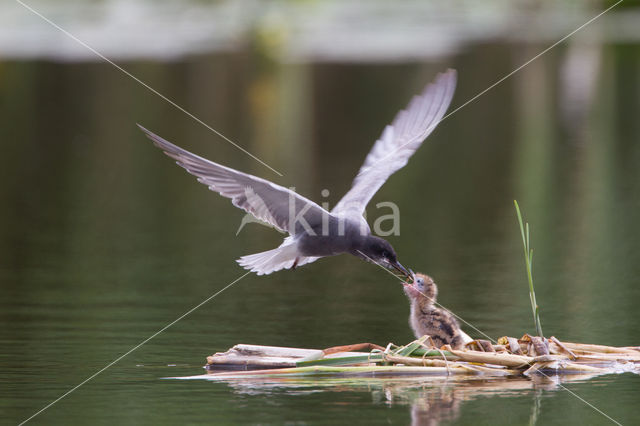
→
(217, 373, 601, 425)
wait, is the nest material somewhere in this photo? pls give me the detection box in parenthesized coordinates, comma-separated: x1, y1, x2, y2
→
(204, 335, 640, 379)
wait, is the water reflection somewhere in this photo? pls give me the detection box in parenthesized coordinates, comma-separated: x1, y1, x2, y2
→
(176, 373, 606, 426)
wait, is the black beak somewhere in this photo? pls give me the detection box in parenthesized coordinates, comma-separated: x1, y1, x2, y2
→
(390, 260, 412, 280)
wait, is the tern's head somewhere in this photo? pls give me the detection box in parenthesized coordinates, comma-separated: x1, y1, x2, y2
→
(403, 273, 437, 303)
(358, 236, 411, 279)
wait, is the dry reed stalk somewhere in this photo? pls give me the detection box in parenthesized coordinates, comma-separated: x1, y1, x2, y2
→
(448, 349, 533, 367)
(206, 365, 476, 378)
(531, 354, 570, 363)
(560, 342, 640, 355)
(523, 360, 609, 376)
(322, 343, 385, 355)
(383, 354, 452, 367)
(549, 336, 577, 360)
(574, 353, 640, 362)
(231, 344, 323, 359)
(456, 363, 519, 376)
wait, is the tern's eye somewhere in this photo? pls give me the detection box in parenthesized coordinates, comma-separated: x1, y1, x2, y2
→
(416, 277, 424, 288)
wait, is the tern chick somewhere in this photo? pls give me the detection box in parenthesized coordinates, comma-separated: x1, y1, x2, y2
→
(139, 70, 457, 278)
(403, 273, 471, 349)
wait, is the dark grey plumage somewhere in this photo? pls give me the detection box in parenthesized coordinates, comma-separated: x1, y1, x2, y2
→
(139, 70, 457, 276)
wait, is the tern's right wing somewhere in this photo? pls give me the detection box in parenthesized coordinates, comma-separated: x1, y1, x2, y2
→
(139, 125, 329, 235)
(332, 69, 456, 217)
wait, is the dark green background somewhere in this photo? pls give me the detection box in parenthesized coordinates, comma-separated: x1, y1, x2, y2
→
(1, 20, 639, 426)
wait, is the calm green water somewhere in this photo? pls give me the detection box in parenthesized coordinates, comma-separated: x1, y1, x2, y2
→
(1, 42, 640, 425)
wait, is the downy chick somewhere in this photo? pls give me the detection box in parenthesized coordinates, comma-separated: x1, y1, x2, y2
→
(403, 273, 470, 349)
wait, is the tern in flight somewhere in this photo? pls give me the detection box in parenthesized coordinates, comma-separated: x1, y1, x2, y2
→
(139, 69, 456, 278)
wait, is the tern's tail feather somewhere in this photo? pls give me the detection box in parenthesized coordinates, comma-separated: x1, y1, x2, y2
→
(237, 245, 319, 276)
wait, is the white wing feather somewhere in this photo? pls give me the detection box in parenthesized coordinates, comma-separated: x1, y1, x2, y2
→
(332, 69, 457, 216)
(139, 125, 329, 235)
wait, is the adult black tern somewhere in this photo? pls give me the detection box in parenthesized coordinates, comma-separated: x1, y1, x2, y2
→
(139, 69, 456, 278)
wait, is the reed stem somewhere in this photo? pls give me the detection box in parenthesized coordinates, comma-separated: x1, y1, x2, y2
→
(514, 200, 543, 337)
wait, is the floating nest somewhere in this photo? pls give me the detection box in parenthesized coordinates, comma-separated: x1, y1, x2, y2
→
(203, 335, 640, 379)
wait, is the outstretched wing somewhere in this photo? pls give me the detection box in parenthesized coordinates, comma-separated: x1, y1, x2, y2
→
(332, 69, 457, 216)
(139, 125, 329, 235)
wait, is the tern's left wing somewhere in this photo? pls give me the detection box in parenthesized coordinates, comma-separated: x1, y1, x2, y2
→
(139, 125, 330, 235)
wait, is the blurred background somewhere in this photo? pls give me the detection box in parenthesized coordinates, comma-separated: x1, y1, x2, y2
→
(1, 0, 639, 424)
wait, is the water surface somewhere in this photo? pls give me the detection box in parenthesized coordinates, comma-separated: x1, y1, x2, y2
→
(1, 36, 639, 425)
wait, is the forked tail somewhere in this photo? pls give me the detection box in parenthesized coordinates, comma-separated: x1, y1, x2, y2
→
(237, 244, 319, 275)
